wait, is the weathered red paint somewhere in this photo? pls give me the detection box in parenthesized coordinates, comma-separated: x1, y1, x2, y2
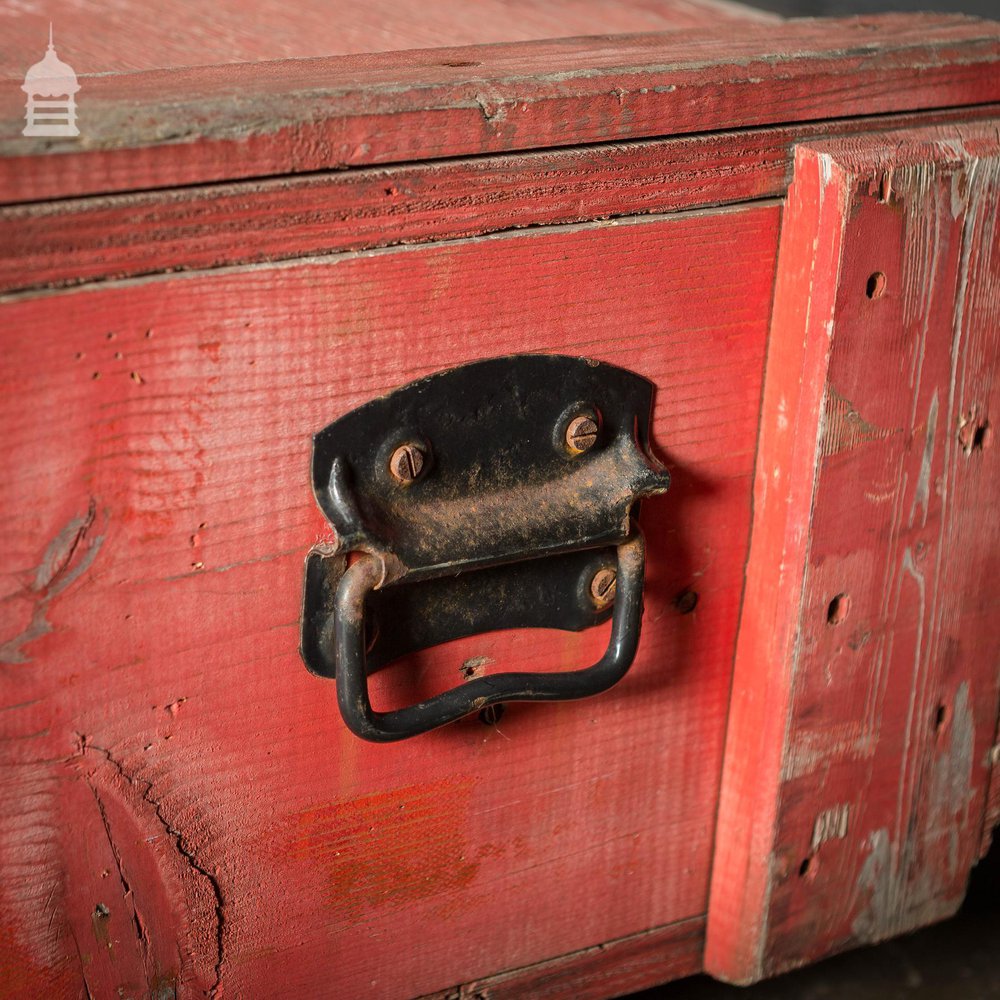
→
(1, 205, 778, 997)
(4, 103, 1000, 297)
(705, 122, 1000, 984)
(2, 0, 776, 80)
(2, 3, 1000, 996)
(2, 14, 999, 203)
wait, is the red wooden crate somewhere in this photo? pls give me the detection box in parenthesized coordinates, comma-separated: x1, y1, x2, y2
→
(1, 3, 998, 997)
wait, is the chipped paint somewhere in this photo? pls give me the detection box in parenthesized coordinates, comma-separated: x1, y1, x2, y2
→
(926, 681, 976, 876)
(783, 725, 873, 781)
(811, 803, 850, 850)
(852, 828, 891, 942)
(850, 684, 978, 945)
(0, 501, 105, 664)
(909, 389, 938, 527)
(821, 386, 896, 457)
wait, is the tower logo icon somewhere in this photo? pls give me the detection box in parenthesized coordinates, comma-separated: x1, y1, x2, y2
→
(22, 25, 80, 137)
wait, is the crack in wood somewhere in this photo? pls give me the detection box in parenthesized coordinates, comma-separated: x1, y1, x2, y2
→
(77, 740, 226, 998)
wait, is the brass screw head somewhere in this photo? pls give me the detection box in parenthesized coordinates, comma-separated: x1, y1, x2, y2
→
(590, 567, 617, 608)
(388, 442, 426, 484)
(565, 414, 599, 455)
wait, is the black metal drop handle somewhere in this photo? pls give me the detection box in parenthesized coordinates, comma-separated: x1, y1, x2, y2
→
(332, 533, 646, 743)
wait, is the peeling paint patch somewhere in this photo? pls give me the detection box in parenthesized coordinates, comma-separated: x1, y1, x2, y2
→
(852, 827, 891, 942)
(909, 389, 938, 527)
(460, 656, 492, 680)
(1, 500, 105, 664)
(811, 803, 850, 850)
(474, 90, 511, 128)
(927, 680, 976, 876)
(821, 386, 896, 457)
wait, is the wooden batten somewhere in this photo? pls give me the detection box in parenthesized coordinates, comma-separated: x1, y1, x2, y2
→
(706, 122, 1000, 983)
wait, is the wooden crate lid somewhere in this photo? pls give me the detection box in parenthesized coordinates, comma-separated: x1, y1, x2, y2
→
(0, 0, 779, 73)
(0, 8, 998, 203)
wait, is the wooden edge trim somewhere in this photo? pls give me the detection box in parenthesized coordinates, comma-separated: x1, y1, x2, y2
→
(420, 916, 704, 1000)
(702, 142, 851, 985)
(2, 105, 998, 297)
(1, 13, 998, 203)
(705, 119, 1000, 983)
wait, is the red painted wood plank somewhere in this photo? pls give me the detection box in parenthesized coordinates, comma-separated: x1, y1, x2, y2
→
(423, 916, 703, 999)
(4, 105, 998, 296)
(1, 14, 998, 204)
(705, 122, 1000, 984)
(4, 0, 776, 76)
(0, 204, 779, 997)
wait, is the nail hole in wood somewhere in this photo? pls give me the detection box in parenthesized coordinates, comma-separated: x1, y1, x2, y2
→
(674, 588, 699, 615)
(866, 272, 886, 299)
(934, 703, 948, 732)
(827, 593, 850, 626)
(798, 856, 814, 878)
(959, 412, 991, 455)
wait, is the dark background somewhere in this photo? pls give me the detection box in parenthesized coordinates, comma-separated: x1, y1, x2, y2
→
(753, 0, 997, 16)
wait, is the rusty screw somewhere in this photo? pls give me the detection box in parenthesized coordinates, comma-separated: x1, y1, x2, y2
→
(388, 442, 426, 484)
(590, 566, 617, 608)
(565, 414, 599, 455)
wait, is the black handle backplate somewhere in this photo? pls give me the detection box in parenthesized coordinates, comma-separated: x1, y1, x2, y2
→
(300, 354, 670, 742)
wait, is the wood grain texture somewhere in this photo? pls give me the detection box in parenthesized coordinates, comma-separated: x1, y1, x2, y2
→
(1, 14, 998, 204)
(422, 916, 703, 1000)
(4, 105, 999, 296)
(2, 0, 776, 75)
(0, 203, 779, 998)
(704, 122, 1000, 984)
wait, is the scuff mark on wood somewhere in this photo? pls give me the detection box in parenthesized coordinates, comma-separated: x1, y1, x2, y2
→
(811, 803, 850, 850)
(926, 680, 975, 876)
(851, 827, 891, 942)
(909, 389, 939, 527)
(1, 500, 105, 664)
(821, 386, 897, 456)
(474, 90, 512, 128)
